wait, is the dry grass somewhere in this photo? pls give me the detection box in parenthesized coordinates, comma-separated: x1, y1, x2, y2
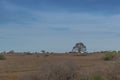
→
(0, 53, 119, 80)
(19, 62, 79, 80)
(104, 59, 120, 80)
(104, 52, 119, 60)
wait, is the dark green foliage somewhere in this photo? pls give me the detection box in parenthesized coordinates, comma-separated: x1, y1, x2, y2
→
(0, 54, 6, 60)
(72, 42, 87, 53)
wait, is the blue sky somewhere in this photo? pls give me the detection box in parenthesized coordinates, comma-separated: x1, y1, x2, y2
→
(0, 0, 120, 52)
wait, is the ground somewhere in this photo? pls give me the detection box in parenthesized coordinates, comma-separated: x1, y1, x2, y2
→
(0, 53, 116, 80)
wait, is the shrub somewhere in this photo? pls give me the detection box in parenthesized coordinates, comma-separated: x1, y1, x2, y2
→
(44, 54, 49, 57)
(19, 62, 79, 80)
(0, 54, 6, 60)
(79, 74, 105, 80)
(105, 61, 120, 80)
(104, 52, 118, 61)
(75, 53, 88, 56)
(80, 53, 88, 56)
(90, 75, 104, 80)
(46, 64, 78, 80)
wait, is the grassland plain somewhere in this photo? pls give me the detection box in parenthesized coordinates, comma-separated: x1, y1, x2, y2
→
(0, 53, 119, 80)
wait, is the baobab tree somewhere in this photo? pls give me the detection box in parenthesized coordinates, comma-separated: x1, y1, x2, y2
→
(72, 42, 87, 53)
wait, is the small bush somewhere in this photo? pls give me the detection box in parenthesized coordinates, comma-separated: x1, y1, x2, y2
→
(0, 54, 6, 60)
(80, 53, 88, 56)
(80, 74, 105, 80)
(44, 54, 49, 57)
(25, 53, 33, 55)
(19, 62, 79, 80)
(90, 75, 104, 80)
(104, 52, 118, 61)
(75, 53, 87, 56)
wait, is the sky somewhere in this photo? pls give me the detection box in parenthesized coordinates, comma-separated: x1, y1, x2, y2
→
(0, 0, 120, 52)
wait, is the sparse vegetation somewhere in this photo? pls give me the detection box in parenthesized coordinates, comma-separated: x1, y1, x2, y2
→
(104, 52, 118, 60)
(19, 62, 78, 80)
(0, 52, 120, 80)
(104, 60, 120, 80)
(0, 54, 6, 60)
(90, 75, 105, 80)
(74, 53, 88, 56)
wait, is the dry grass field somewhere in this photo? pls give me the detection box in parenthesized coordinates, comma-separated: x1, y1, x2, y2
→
(0, 53, 119, 80)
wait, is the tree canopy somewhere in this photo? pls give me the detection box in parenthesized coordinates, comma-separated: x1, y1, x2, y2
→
(72, 42, 87, 53)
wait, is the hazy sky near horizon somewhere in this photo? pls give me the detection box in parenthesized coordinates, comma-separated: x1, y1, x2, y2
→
(0, 0, 120, 52)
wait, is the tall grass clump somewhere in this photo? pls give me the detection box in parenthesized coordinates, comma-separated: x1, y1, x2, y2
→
(104, 52, 119, 61)
(90, 75, 105, 80)
(0, 54, 6, 60)
(105, 61, 120, 80)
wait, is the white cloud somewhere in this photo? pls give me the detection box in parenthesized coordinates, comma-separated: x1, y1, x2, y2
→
(29, 11, 120, 35)
(2, 0, 120, 34)
(1, 7, 120, 39)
